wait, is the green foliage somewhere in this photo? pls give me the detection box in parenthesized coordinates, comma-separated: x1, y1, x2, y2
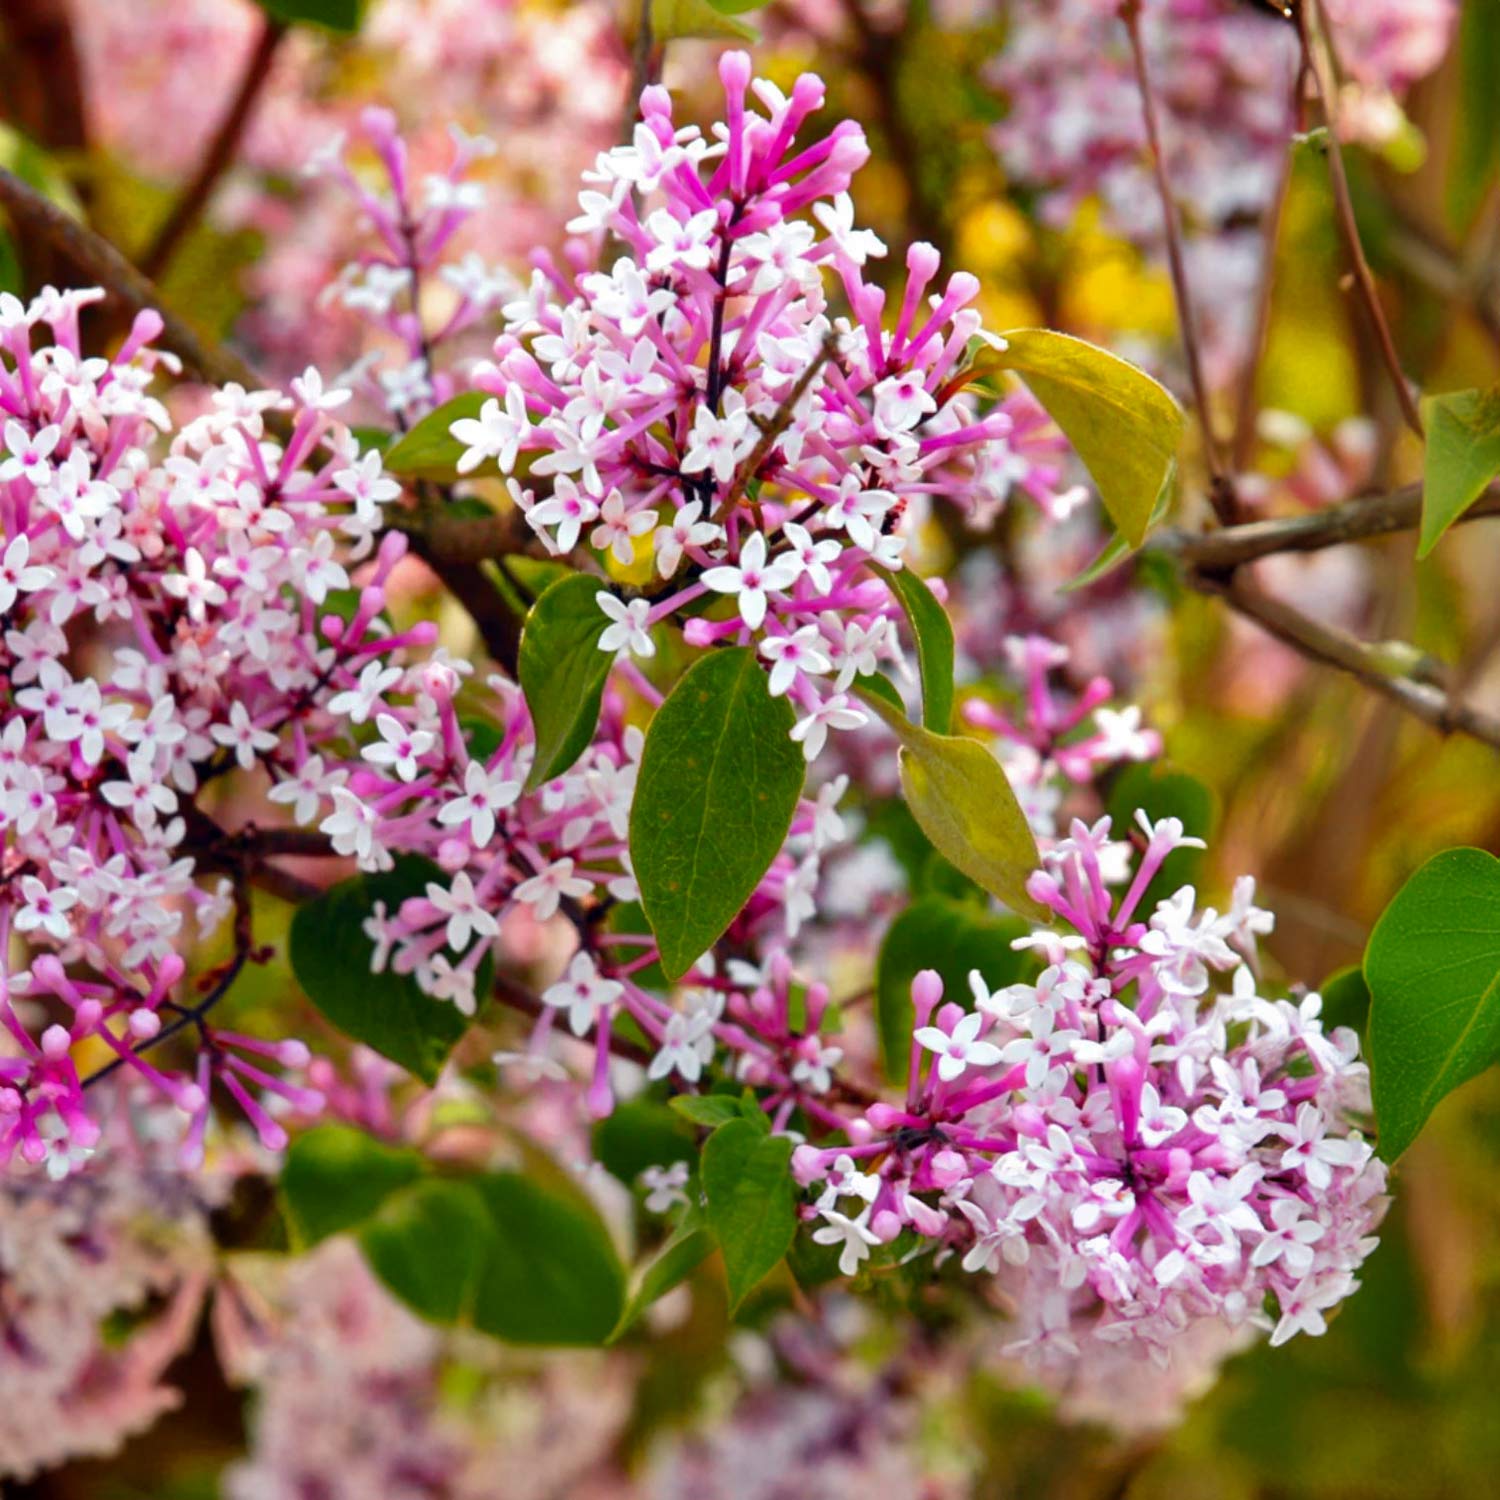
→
(362, 1172, 626, 1344)
(871, 564, 955, 732)
(289, 855, 489, 1082)
(592, 1096, 696, 1184)
(253, 0, 365, 33)
(1447, 0, 1500, 230)
(700, 1118, 797, 1311)
(519, 573, 615, 788)
(669, 1093, 764, 1129)
(1061, 461, 1175, 593)
(858, 689, 1045, 921)
(280, 1125, 425, 1247)
(1319, 964, 1371, 1046)
(1106, 762, 1216, 913)
(383, 392, 489, 480)
(875, 897, 1034, 1081)
(631, 648, 805, 979)
(1365, 847, 1500, 1160)
(1417, 387, 1500, 557)
(651, 0, 758, 42)
(281, 1130, 626, 1344)
(979, 329, 1183, 547)
(613, 1207, 716, 1338)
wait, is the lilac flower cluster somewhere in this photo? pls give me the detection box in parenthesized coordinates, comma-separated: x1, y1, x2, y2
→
(0, 288, 418, 1170)
(449, 53, 1069, 760)
(792, 815, 1386, 1371)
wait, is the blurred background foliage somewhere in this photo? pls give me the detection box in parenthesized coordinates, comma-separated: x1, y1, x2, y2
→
(3, 0, 1500, 1496)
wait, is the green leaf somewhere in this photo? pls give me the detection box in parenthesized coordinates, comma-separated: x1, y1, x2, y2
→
(875, 898, 1034, 1082)
(383, 392, 491, 481)
(700, 1118, 796, 1311)
(871, 565, 955, 732)
(254, 0, 364, 32)
(465, 1173, 627, 1344)
(289, 854, 490, 1083)
(1319, 965, 1371, 1046)
(630, 648, 804, 980)
(857, 689, 1044, 921)
(1106, 762, 1216, 915)
(982, 329, 1183, 548)
(519, 573, 616, 788)
(1365, 847, 1500, 1160)
(359, 1178, 492, 1326)
(1416, 387, 1500, 558)
(280, 1125, 426, 1248)
(650, 0, 758, 41)
(593, 1097, 696, 1185)
(1060, 460, 1175, 593)
(1447, 0, 1500, 230)
(361, 1171, 626, 1345)
(669, 1094, 747, 1129)
(612, 1206, 715, 1338)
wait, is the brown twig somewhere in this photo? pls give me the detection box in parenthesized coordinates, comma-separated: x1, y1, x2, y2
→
(1154, 480, 1500, 570)
(1231, 55, 1307, 472)
(1118, 0, 1231, 515)
(1189, 570, 1500, 751)
(1295, 0, 1424, 438)
(0, 166, 264, 390)
(138, 14, 287, 281)
(620, 0, 656, 144)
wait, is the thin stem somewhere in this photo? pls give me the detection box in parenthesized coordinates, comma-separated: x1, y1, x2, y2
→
(1296, 0, 1424, 438)
(138, 15, 287, 281)
(0, 166, 265, 392)
(1118, 0, 1231, 515)
(1154, 480, 1500, 570)
(1189, 570, 1500, 752)
(620, 0, 656, 144)
(1231, 56, 1307, 472)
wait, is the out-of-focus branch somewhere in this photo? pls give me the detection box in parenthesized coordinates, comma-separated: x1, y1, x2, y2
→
(1188, 570, 1500, 750)
(1155, 481, 1500, 569)
(1118, 0, 1231, 517)
(0, 0, 90, 156)
(0, 166, 264, 390)
(1296, 0, 1424, 438)
(138, 13, 287, 281)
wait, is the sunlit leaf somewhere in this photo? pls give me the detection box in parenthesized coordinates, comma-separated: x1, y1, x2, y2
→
(857, 689, 1044, 921)
(383, 392, 490, 481)
(1417, 387, 1500, 558)
(977, 329, 1183, 548)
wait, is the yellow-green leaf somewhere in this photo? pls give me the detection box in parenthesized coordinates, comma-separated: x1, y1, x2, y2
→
(1417, 387, 1500, 558)
(857, 689, 1045, 921)
(982, 329, 1183, 549)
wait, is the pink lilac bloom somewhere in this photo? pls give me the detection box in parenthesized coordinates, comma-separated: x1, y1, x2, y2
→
(987, 0, 1456, 382)
(0, 1140, 218, 1480)
(0, 285, 425, 1169)
(789, 817, 1387, 1381)
(450, 52, 1082, 760)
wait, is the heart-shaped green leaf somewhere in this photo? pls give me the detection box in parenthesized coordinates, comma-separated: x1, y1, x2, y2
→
(280, 1125, 426, 1248)
(875, 898, 1035, 1082)
(289, 855, 490, 1082)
